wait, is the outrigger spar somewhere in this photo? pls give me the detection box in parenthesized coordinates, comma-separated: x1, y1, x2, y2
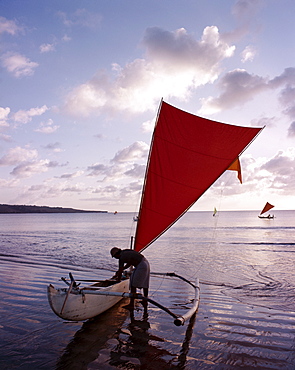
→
(48, 100, 263, 325)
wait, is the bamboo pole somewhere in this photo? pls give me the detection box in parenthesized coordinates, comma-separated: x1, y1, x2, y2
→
(81, 278, 200, 326)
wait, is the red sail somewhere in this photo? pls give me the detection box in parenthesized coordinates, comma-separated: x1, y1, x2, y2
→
(260, 202, 274, 215)
(134, 101, 263, 252)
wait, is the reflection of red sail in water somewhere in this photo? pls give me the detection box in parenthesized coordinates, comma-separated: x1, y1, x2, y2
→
(134, 100, 263, 253)
(260, 202, 274, 215)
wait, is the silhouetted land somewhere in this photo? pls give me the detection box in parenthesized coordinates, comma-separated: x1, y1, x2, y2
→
(0, 204, 108, 214)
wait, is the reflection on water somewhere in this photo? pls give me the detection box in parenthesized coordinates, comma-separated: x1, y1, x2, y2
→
(56, 301, 129, 369)
(1, 211, 295, 369)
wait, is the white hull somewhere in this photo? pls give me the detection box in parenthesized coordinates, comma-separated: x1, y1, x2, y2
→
(48, 278, 129, 321)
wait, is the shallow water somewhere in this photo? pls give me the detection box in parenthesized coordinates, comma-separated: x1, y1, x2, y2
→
(0, 211, 295, 369)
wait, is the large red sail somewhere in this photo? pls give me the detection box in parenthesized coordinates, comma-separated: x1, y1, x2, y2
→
(260, 202, 274, 215)
(134, 101, 263, 252)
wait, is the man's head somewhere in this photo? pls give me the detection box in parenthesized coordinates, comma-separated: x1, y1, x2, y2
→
(110, 247, 121, 258)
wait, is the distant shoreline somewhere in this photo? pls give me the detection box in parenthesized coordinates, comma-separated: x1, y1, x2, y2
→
(0, 204, 108, 214)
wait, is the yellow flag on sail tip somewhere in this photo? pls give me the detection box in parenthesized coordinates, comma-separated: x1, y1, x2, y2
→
(227, 158, 242, 184)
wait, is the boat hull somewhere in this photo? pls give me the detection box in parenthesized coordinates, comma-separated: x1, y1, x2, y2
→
(48, 278, 129, 321)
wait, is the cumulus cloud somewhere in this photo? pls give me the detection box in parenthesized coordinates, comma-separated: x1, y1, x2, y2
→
(199, 67, 295, 115)
(0, 16, 22, 35)
(0, 146, 61, 179)
(199, 69, 269, 114)
(1, 52, 38, 78)
(13, 105, 49, 124)
(0, 146, 38, 166)
(63, 26, 235, 116)
(35, 118, 59, 133)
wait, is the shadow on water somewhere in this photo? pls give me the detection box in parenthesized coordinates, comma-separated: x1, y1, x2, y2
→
(56, 301, 198, 370)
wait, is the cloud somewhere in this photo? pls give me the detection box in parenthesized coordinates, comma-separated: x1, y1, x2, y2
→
(0, 107, 10, 127)
(112, 141, 149, 163)
(1, 52, 38, 78)
(208, 148, 295, 202)
(35, 118, 59, 133)
(0, 146, 61, 179)
(199, 67, 295, 115)
(40, 43, 55, 53)
(0, 133, 12, 142)
(199, 69, 269, 114)
(0, 16, 22, 35)
(0, 146, 38, 166)
(241, 45, 256, 62)
(63, 26, 235, 116)
(58, 171, 84, 179)
(43, 142, 63, 152)
(141, 117, 155, 133)
(250, 115, 277, 128)
(10, 160, 59, 178)
(62, 34, 71, 42)
(57, 9, 102, 29)
(87, 141, 148, 183)
(232, 0, 264, 20)
(288, 122, 295, 137)
(13, 105, 49, 124)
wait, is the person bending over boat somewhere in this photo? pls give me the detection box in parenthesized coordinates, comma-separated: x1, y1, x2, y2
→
(110, 247, 150, 310)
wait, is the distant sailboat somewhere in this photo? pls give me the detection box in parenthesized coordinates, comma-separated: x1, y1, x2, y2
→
(258, 202, 274, 219)
(213, 207, 217, 217)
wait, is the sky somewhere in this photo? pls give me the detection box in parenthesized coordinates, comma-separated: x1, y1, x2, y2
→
(1, 0, 295, 213)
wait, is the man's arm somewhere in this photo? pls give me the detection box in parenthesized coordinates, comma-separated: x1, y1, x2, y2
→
(115, 262, 132, 281)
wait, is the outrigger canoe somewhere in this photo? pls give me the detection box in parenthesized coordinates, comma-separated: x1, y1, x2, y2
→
(48, 274, 129, 321)
(47, 100, 263, 326)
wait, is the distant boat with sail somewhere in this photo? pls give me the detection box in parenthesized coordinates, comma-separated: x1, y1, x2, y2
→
(213, 207, 217, 217)
(48, 100, 263, 325)
(258, 202, 275, 219)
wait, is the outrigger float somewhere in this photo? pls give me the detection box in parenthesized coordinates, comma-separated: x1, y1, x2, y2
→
(48, 100, 263, 326)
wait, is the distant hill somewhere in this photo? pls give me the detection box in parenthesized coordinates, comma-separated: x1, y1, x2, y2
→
(0, 204, 108, 214)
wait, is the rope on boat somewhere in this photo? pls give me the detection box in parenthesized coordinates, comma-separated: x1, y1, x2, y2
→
(150, 272, 196, 288)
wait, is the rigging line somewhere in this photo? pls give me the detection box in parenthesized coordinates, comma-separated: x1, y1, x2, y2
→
(149, 272, 167, 298)
(190, 169, 241, 282)
(189, 188, 225, 283)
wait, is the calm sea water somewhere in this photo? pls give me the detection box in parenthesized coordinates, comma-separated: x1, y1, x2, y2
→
(0, 210, 295, 369)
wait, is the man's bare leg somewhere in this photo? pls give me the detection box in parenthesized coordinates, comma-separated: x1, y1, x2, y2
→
(142, 287, 148, 313)
(123, 286, 136, 310)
